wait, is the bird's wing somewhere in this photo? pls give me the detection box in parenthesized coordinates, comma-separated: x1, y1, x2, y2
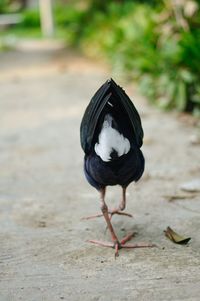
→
(110, 79, 143, 148)
(80, 79, 143, 154)
(80, 81, 111, 154)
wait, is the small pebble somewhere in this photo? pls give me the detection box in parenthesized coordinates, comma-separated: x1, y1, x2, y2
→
(189, 134, 200, 145)
(180, 179, 200, 192)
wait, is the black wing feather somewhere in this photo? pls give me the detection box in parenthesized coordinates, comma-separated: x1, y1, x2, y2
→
(80, 81, 110, 153)
(110, 79, 143, 147)
(80, 78, 143, 154)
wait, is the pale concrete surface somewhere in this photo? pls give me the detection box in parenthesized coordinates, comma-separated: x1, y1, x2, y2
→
(0, 46, 200, 301)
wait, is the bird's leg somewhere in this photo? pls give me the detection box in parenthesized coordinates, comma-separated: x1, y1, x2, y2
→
(88, 188, 121, 257)
(109, 187, 132, 219)
(100, 189, 119, 246)
(82, 187, 132, 220)
(87, 188, 156, 257)
(119, 186, 126, 211)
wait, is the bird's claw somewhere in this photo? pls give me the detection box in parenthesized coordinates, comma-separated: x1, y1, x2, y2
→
(82, 209, 133, 221)
(87, 233, 155, 257)
(109, 209, 133, 219)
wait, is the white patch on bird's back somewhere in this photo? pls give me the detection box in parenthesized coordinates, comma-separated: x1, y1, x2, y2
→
(94, 114, 130, 162)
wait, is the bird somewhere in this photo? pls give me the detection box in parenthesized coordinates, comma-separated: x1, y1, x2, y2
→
(80, 78, 154, 257)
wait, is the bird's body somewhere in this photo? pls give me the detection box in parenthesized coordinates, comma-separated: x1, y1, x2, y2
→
(81, 79, 144, 188)
(84, 138, 144, 189)
(80, 79, 154, 256)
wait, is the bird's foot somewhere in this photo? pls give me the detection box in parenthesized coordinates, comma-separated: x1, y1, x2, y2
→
(109, 209, 133, 219)
(87, 233, 156, 258)
(82, 209, 133, 220)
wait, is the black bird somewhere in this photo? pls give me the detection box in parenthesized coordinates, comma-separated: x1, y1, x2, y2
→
(80, 79, 154, 256)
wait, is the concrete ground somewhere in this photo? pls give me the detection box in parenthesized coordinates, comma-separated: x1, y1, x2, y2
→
(0, 43, 200, 301)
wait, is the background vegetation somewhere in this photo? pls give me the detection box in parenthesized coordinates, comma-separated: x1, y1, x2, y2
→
(1, 0, 200, 115)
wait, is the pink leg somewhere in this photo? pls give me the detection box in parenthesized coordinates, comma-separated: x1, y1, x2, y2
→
(87, 188, 155, 257)
(82, 187, 133, 220)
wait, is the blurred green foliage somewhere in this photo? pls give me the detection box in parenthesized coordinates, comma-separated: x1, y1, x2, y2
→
(1, 0, 199, 114)
(67, 0, 200, 115)
(21, 9, 40, 27)
(0, 0, 24, 13)
(0, 0, 10, 13)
